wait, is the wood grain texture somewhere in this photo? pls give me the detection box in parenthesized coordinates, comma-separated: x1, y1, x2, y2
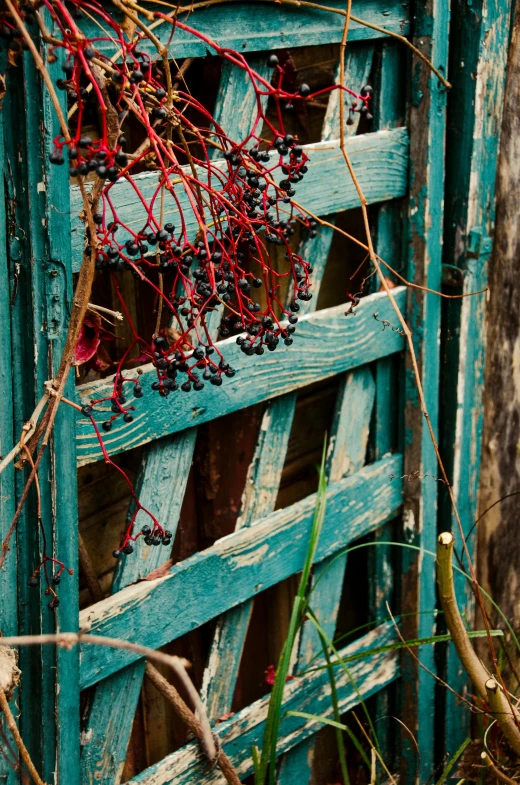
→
(401, 1, 449, 780)
(70, 128, 410, 269)
(200, 225, 335, 721)
(126, 623, 398, 785)
(77, 0, 410, 60)
(277, 366, 376, 783)
(0, 46, 19, 785)
(4, 49, 80, 784)
(440, 0, 513, 759)
(80, 58, 269, 785)
(79, 453, 403, 688)
(75, 288, 406, 464)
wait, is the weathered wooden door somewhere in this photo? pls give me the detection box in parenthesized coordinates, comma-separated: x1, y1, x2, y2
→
(0, 1, 512, 783)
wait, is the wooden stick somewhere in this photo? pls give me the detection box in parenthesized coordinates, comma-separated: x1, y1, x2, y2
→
(78, 534, 105, 603)
(0, 689, 47, 785)
(145, 664, 242, 785)
(0, 634, 227, 775)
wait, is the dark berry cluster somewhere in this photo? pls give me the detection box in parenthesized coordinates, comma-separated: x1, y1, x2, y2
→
(2, 0, 371, 572)
(0, 17, 28, 52)
(27, 558, 73, 609)
(113, 525, 172, 558)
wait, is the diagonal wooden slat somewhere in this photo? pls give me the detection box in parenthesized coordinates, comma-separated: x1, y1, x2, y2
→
(80, 430, 198, 785)
(322, 42, 374, 141)
(80, 56, 270, 785)
(75, 287, 407, 464)
(200, 225, 335, 722)
(77, 0, 410, 60)
(275, 42, 376, 782)
(128, 623, 398, 785)
(277, 366, 376, 782)
(70, 128, 410, 268)
(80, 452, 403, 689)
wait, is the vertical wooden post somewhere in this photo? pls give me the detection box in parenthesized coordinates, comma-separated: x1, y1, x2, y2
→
(0, 44, 19, 785)
(402, 0, 449, 781)
(440, 0, 513, 760)
(2, 38, 79, 784)
(369, 38, 405, 766)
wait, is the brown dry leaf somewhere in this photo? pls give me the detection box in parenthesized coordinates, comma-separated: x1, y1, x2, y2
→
(7, 49, 20, 68)
(0, 73, 6, 107)
(164, 325, 193, 351)
(0, 647, 21, 701)
(379, 276, 398, 292)
(121, 13, 137, 39)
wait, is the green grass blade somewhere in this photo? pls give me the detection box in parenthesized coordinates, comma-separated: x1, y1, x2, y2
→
(317, 626, 350, 785)
(286, 710, 372, 770)
(305, 607, 381, 754)
(434, 737, 471, 785)
(257, 439, 329, 785)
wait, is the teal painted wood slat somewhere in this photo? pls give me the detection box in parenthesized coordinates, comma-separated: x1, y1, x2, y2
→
(369, 40, 405, 767)
(200, 393, 298, 720)
(128, 623, 398, 785)
(80, 453, 403, 689)
(76, 0, 410, 60)
(80, 429, 197, 785)
(440, 0, 513, 760)
(74, 287, 407, 464)
(321, 42, 374, 142)
(210, 57, 271, 153)
(80, 56, 270, 785)
(401, 1, 449, 781)
(0, 47, 19, 785)
(24, 47, 80, 785)
(3, 42, 79, 783)
(277, 367, 376, 783)
(70, 128, 410, 269)
(201, 225, 335, 721)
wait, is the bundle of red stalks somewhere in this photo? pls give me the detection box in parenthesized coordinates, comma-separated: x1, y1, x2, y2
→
(0, 0, 371, 596)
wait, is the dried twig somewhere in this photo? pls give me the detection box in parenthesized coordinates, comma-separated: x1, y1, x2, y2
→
(437, 534, 520, 756)
(0, 634, 239, 780)
(77, 534, 105, 603)
(0, 689, 47, 785)
(145, 663, 242, 785)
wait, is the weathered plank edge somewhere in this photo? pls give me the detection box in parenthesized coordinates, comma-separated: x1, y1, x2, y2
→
(128, 623, 398, 784)
(79, 453, 403, 688)
(74, 288, 407, 465)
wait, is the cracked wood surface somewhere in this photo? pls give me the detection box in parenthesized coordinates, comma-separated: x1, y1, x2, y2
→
(79, 453, 403, 688)
(127, 623, 398, 784)
(77, 0, 410, 60)
(74, 288, 406, 464)
(70, 128, 410, 269)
